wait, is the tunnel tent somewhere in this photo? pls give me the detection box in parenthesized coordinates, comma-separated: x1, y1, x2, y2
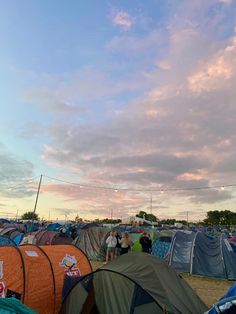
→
(41, 244, 92, 314)
(0, 244, 92, 314)
(61, 252, 207, 314)
(73, 226, 110, 261)
(168, 231, 236, 279)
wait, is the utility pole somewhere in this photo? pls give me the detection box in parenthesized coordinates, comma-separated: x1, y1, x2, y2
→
(187, 211, 189, 225)
(32, 175, 43, 222)
(150, 193, 153, 214)
(111, 208, 113, 220)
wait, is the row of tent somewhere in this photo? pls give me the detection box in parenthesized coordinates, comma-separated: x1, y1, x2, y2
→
(152, 230, 236, 279)
(72, 226, 236, 280)
(2, 224, 236, 280)
(0, 227, 74, 246)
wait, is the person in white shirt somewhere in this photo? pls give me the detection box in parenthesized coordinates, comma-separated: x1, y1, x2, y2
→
(104, 231, 117, 264)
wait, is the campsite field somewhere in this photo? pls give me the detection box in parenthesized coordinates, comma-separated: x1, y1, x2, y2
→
(91, 261, 232, 308)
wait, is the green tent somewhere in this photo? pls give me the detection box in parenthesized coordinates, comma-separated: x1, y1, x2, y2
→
(61, 253, 207, 314)
(0, 298, 37, 314)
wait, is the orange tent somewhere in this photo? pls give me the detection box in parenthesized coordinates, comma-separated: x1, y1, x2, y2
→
(0, 244, 92, 314)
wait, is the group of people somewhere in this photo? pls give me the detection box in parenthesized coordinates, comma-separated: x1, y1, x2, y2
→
(105, 231, 152, 264)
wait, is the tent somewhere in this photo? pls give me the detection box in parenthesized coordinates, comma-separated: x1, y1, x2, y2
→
(61, 252, 207, 314)
(168, 231, 236, 279)
(46, 223, 62, 231)
(0, 227, 17, 237)
(0, 235, 16, 246)
(0, 244, 92, 314)
(73, 227, 110, 261)
(0, 298, 36, 314)
(21, 230, 73, 246)
(12, 233, 24, 246)
(152, 230, 174, 259)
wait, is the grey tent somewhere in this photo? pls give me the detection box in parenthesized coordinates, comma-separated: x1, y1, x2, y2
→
(60, 252, 207, 314)
(168, 231, 236, 279)
(73, 227, 110, 261)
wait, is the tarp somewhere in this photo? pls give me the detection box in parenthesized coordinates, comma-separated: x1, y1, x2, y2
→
(61, 253, 207, 314)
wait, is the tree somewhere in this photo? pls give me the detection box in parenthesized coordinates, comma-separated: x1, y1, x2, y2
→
(136, 211, 157, 222)
(204, 210, 236, 225)
(21, 211, 39, 221)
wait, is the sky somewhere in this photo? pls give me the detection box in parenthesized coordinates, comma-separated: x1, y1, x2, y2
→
(1, 0, 236, 222)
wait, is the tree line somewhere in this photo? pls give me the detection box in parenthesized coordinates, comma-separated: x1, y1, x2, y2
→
(20, 209, 236, 226)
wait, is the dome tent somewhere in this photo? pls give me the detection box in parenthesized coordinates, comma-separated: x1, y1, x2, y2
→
(61, 253, 207, 314)
(0, 244, 92, 314)
(21, 230, 73, 245)
(73, 227, 110, 261)
(0, 235, 16, 246)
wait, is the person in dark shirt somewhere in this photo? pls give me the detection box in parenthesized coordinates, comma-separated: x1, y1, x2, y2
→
(140, 232, 152, 253)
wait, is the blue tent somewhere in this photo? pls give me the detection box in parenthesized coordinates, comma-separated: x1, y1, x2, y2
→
(12, 233, 24, 245)
(154, 231, 236, 279)
(46, 223, 62, 231)
(0, 236, 15, 246)
(152, 230, 174, 259)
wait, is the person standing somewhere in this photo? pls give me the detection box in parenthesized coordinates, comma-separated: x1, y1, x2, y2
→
(104, 231, 117, 264)
(139, 232, 152, 253)
(119, 232, 132, 255)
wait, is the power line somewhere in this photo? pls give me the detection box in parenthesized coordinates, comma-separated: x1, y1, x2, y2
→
(42, 174, 235, 193)
(3, 175, 41, 190)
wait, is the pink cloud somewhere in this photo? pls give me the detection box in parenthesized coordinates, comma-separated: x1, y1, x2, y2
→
(112, 10, 134, 31)
(219, 0, 232, 3)
(188, 36, 236, 93)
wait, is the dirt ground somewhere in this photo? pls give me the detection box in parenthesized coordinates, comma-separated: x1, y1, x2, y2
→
(90, 261, 232, 309)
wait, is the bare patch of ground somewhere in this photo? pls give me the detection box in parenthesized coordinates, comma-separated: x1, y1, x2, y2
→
(182, 274, 232, 308)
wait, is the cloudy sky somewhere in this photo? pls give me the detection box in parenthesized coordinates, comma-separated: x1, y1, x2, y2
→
(1, 0, 236, 221)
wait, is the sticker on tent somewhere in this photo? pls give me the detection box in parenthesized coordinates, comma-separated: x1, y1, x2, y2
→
(25, 251, 39, 257)
(59, 254, 81, 277)
(0, 261, 3, 280)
